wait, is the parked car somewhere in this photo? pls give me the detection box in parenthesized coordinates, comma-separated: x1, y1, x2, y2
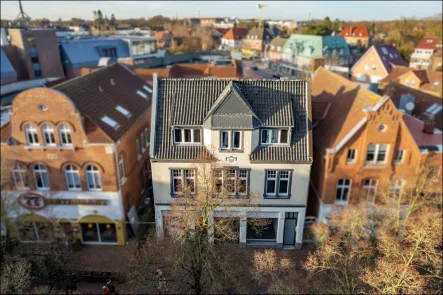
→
(272, 74, 280, 79)
(251, 66, 258, 71)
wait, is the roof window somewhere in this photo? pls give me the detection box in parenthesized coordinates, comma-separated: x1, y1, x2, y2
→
(143, 85, 153, 93)
(381, 47, 389, 55)
(101, 115, 120, 129)
(115, 105, 131, 118)
(136, 90, 148, 99)
(425, 103, 443, 115)
(426, 39, 433, 44)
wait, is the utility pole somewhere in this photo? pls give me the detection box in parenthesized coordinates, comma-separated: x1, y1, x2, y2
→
(258, 4, 268, 28)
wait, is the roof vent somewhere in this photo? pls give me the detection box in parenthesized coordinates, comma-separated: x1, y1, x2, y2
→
(110, 79, 115, 86)
(98, 86, 104, 93)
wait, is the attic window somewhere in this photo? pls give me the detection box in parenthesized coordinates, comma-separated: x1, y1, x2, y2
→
(143, 85, 153, 93)
(425, 103, 443, 115)
(115, 105, 132, 118)
(426, 40, 433, 44)
(381, 47, 388, 55)
(136, 90, 148, 99)
(101, 115, 120, 129)
(431, 82, 440, 88)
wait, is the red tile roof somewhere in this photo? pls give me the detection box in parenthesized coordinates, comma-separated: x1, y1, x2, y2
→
(416, 37, 442, 50)
(222, 28, 249, 40)
(339, 26, 369, 38)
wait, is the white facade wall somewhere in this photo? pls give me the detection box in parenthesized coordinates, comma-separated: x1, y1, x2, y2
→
(221, 38, 242, 50)
(151, 127, 311, 249)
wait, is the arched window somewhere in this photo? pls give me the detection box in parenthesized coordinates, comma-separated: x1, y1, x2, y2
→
(65, 165, 81, 190)
(118, 155, 126, 183)
(59, 124, 72, 146)
(13, 163, 29, 189)
(25, 124, 39, 146)
(42, 124, 56, 146)
(86, 165, 102, 191)
(33, 164, 49, 190)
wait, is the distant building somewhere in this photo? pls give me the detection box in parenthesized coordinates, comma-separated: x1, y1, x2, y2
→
(280, 34, 351, 77)
(432, 51, 442, 71)
(0, 63, 153, 245)
(266, 20, 296, 30)
(241, 27, 273, 55)
(264, 37, 287, 70)
(135, 60, 243, 82)
(4, 28, 64, 81)
(351, 44, 407, 89)
(154, 31, 173, 49)
(220, 28, 249, 50)
(339, 26, 370, 48)
(409, 37, 442, 70)
(309, 68, 442, 223)
(379, 66, 442, 98)
(1, 48, 17, 85)
(59, 36, 158, 77)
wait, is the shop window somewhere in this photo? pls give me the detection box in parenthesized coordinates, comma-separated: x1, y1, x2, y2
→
(214, 217, 240, 244)
(247, 218, 277, 241)
(80, 222, 117, 243)
(19, 221, 53, 242)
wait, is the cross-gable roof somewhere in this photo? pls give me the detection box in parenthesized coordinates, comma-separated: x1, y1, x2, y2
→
(152, 78, 310, 162)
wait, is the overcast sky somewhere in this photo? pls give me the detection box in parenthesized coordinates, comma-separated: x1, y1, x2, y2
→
(1, 1, 442, 21)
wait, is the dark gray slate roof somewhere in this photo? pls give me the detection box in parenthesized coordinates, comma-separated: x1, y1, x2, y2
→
(153, 78, 311, 162)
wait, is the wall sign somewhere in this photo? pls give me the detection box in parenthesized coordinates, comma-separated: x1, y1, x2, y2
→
(18, 193, 108, 211)
(225, 156, 238, 163)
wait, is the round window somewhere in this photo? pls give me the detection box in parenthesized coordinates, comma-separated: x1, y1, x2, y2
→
(378, 124, 386, 132)
(37, 104, 48, 111)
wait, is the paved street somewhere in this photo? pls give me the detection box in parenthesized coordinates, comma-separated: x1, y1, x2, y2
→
(243, 60, 293, 79)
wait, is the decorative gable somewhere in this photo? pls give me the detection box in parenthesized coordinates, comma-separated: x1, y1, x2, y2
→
(203, 82, 262, 130)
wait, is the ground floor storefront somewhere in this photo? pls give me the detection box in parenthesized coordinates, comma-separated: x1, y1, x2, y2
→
(154, 205, 306, 249)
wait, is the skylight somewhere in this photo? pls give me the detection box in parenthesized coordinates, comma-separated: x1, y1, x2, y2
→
(381, 47, 388, 55)
(425, 103, 443, 115)
(143, 85, 153, 93)
(101, 115, 120, 129)
(136, 90, 148, 99)
(115, 105, 131, 118)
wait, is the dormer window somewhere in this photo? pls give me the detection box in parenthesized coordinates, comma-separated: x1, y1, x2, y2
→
(173, 128, 201, 144)
(220, 130, 241, 151)
(261, 129, 289, 145)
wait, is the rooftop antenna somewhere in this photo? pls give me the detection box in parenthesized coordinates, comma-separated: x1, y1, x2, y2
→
(14, 0, 32, 28)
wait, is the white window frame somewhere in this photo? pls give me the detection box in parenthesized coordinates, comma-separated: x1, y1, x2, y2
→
(65, 165, 81, 191)
(13, 163, 29, 189)
(391, 179, 403, 197)
(25, 124, 39, 146)
(261, 129, 289, 145)
(232, 131, 241, 150)
(238, 169, 248, 196)
(33, 164, 50, 190)
(347, 149, 357, 163)
(185, 169, 196, 195)
(213, 168, 249, 197)
(366, 144, 388, 164)
(59, 124, 72, 146)
(42, 124, 56, 146)
(86, 165, 102, 191)
(394, 150, 404, 164)
(171, 169, 184, 195)
(173, 128, 201, 145)
(220, 131, 230, 150)
(265, 170, 291, 198)
(118, 155, 126, 183)
(362, 178, 378, 202)
(335, 179, 352, 204)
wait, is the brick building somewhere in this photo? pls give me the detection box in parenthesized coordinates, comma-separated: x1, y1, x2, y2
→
(308, 68, 442, 222)
(1, 63, 152, 245)
(4, 28, 64, 81)
(241, 27, 273, 54)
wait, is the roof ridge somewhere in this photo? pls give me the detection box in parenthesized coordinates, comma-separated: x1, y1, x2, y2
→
(53, 63, 121, 89)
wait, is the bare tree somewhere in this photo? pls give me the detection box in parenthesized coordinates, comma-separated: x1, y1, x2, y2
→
(131, 156, 268, 294)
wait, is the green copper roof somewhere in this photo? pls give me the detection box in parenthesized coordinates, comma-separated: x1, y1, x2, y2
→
(283, 34, 350, 58)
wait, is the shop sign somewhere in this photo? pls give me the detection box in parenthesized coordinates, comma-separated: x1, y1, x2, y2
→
(18, 193, 108, 211)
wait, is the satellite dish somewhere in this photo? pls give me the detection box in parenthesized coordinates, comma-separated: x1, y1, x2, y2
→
(405, 102, 415, 111)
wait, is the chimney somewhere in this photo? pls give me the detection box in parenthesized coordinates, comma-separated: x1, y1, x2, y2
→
(423, 120, 435, 134)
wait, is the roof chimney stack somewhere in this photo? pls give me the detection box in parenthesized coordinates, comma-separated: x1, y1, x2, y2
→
(422, 115, 435, 134)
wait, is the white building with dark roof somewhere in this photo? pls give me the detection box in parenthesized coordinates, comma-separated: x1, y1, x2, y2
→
(149, 77, 312, 249)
